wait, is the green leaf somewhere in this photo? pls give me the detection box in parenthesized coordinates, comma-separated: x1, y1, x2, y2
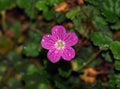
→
(23, 31, 42, 57)
(0, 61, 7, 73)
(55, 80, 67, 89)
(6, 52, 21, 64)
(36, 1, 48, 12)
(111, 21, 120, 30)
(17, 0, 28, 8)
(115, 60, 120, 70)
(58, 68, 71, 78)
(101, 0, 120, 23)
(7, 78, 21, 89)
(45, 0, 64, 6)
(14, 60, 30, 73)
(85, 0, 99, 6)
(24, 81, 38, 89)
(17, 0, 38, 19)
(28, 31, 42, 43)
(23, 42, 41, 57)
(102, 52, 113, 62)
(0, 0, 15, 11)
(23, 67, 49, 83)
(114, 0, 120, 16)
(38, 83, 48, 89)
(93, 81, 104, 89)
(56, 13, 66, 23)
(90, 32, 112, 50)
(43, 10, 55, 21)
(116, 75, 120, 88)
(109, 74, 120, 89)
(110, 41, 120, 60)
(108, 74, 116, 89)
(27, 64, 38, 74)
(92, 16, 107, 28)
(66, 7, 80, 20)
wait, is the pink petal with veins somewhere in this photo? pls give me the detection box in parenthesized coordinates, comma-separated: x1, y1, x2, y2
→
(47, 48, 62, 63)
(52, 25, 66, 40)
(64, 32, 78, 47)
(62, 47, 75, 61)
(41, 34, 55, 50)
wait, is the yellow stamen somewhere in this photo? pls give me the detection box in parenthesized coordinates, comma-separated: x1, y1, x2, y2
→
(55, 40, 65, 50)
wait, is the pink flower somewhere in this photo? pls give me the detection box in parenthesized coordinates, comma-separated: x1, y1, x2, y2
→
(41, 25, 78, 63)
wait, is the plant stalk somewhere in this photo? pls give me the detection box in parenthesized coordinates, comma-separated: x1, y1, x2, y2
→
(79, 50, 102, 71)
(1, 10, 7, 32)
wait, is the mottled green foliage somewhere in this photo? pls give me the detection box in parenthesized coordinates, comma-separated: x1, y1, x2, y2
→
(17, 0, 39, 19)
(102, 52, 113, 62)
(0, 0, 120, 89)
(23, 31, 42, 57)
(36, 0, 48, 12)
(110, 41, 120, 60)
(0, 0, 15, 11)
(110, 41, 120, 70)
(108, 74, 120, 89)
(66, 7, 81, 20)
(35, 0, 63, 21)
(101, 0, 120, 22)
(90, 32, 112, 50)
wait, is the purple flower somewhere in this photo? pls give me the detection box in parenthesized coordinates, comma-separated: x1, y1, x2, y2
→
(41, 25, 78, 63)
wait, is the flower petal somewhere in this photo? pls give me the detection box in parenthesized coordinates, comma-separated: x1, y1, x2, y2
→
(47, 48, 61, 63)
(62, 47, 75, 61)
(41, 34, 55, 49)
(52, 25, 66, 40)
(64, 32, 78, 46)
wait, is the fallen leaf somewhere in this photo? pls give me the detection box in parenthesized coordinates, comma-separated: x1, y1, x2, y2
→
(54, 2, 69, 12)
(77, 0, 84, 5)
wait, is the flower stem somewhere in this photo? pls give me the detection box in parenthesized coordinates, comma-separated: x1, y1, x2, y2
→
(78, 50, 102, 71)
(1, 10, 7, 32)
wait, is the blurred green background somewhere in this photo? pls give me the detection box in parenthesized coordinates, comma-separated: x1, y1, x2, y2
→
(0, 0, 120, 89)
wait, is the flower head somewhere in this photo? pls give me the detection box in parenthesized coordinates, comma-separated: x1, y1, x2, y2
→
(41, 25, 78, 63)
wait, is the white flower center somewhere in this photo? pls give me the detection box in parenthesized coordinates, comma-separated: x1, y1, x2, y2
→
(55, 40, 65, 50)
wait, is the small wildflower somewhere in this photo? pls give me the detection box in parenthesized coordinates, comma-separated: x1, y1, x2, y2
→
(41, 25, 78, 63)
